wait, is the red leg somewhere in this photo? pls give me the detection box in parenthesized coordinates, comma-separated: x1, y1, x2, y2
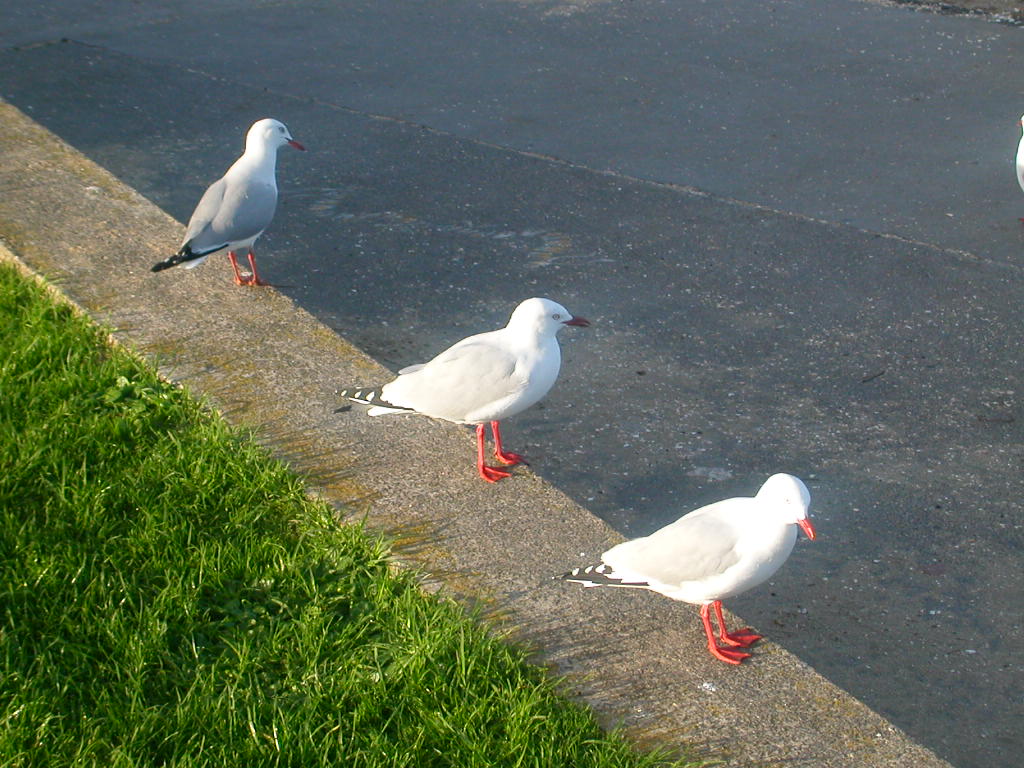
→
(700, 603, 750, 664)
(491, 421, 526, 466)
(245, 249, 269, 286)
(476, 424, 511, 483)
(714, 601, 761, 648)
(227, 251, 247, 285)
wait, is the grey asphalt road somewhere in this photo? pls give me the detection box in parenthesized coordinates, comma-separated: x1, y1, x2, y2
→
(1, 2, 1022, 766)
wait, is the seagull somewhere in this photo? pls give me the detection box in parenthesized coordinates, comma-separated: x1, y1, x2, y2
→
(563, 473, 817, 665)
(1016, 114, 1024, 221)
(338, 297, 589, 483)
(150, 118, 305, 285)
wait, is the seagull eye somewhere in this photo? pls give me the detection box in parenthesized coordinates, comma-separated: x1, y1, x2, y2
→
(551, 313, 562, 320)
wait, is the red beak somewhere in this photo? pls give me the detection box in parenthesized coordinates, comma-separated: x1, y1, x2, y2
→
(288, 139, 306, 151)
(798, 518, 816, 541)
(563, 316, 590, 327)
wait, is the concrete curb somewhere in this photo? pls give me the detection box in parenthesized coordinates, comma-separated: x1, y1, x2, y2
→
(0, 97, 952, 767)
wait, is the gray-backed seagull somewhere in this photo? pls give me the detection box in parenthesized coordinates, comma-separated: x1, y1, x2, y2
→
(151, 118, 305, 285)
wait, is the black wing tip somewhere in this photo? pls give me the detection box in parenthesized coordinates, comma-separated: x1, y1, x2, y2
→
(561, 564, 650, 589)
(561, 564, 606, 583)
(150, 244, 195, 273)
(337, 387, 377, 403)
(336, 388, 415, 413)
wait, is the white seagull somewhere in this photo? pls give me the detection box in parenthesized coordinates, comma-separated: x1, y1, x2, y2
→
(1016, 114, 1024, 221)
(150, 118, 305, 285)
(338, 297, 589, 483)
(564, 473, 817, 664)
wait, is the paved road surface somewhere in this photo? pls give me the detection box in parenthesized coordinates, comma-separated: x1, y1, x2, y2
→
(2, 2, 1022, 765)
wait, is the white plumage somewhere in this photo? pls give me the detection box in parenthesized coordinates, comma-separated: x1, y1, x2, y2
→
(340, 297, 589, 482)
(565, 474, 816, 664)
(1016, 114, 1024, 211)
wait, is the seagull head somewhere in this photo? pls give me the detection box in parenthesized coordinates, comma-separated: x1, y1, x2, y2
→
(757, 473, 816, 540)
(246, 118, 306, 153)
(507, 297, 590, 337)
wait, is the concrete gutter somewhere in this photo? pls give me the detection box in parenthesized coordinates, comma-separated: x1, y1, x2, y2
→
(0, 98, 952, 767)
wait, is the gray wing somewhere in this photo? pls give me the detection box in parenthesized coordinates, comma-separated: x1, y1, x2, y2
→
(183, 176, 277, 254)
(603, 509, 742, 587)
(181, 177, 228, 253)
(381, 338, 524, 421)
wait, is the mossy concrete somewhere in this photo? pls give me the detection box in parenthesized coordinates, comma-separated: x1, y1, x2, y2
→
(0, 97, 952, 767)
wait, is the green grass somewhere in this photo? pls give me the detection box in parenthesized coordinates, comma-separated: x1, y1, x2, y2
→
(0, 262, 700, 768)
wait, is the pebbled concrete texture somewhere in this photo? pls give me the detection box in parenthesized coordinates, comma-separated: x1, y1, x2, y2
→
(0, 98, 953, 767)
